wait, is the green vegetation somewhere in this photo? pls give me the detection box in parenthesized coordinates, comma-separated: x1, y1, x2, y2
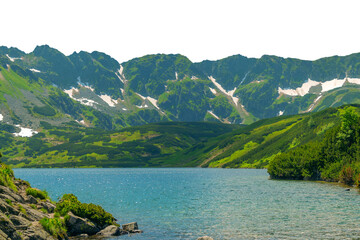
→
(268, 106, 360, 185)
(2, 121, 239, 168)
(40, 217, 67, 239)
(0, 162, 17, 191)
(56, 194, 117, 227)
(26, 188, 48, 200)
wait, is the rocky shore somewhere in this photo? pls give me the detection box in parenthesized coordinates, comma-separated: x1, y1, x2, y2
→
(0, 164, 141, 239)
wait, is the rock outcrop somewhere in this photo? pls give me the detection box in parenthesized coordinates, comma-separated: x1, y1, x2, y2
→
(0, 167, 142, 239)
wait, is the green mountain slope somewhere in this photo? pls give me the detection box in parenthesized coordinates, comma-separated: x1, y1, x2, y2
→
(3, 45, 360, 129)
(163, 106, 343, 168)
(0, 122, 240, 168)
(268, 105, 360, 186)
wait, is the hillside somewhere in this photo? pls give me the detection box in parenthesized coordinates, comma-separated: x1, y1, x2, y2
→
(2, 45, 360, 131)
(0, 122, 239, 168)
(268, 105, 360, 186)
(163, 106, 342, 168)
(0, 104, 353, 170)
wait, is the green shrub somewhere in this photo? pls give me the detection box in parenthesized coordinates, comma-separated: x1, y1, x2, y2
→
(340, 166, 355, 185)
(55, 194, 116, 228)
(26, 188, 48, 200)
(0, 163, 17, 192)
(40, 217, 67, 239)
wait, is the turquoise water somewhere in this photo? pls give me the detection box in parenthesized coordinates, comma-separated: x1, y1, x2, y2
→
(14, 168, 360, 239)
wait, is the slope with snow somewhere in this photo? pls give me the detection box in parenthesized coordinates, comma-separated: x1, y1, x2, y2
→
(14, 125, 38, 137)
(209, 76, 239, 106)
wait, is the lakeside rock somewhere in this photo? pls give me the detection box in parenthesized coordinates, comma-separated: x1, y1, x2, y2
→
(0, 163, 141, 239)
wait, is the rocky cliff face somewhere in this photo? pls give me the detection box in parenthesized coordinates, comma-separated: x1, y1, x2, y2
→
(0, 179, 56, 239)
(0, 163, 141, 239)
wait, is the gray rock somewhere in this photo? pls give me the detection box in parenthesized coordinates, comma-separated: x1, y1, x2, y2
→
(0, 212, 22, 240)
(40, 201, 55, 213)
(9, 215, 31, 230)
(22, 226, 56, 240)
(27, 195, 38, 204)
(67, 212, 99, 236)
(197, 236, 214, 240)
(20, 204, 47, 221)
(97, 225, 123, 236)
(122, 222, 138, 232)
(0, 185, 24, 203)
(0, 198, 20, 215)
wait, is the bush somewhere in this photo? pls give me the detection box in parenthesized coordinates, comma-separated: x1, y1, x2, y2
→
(26, 188, 48, 200)
(340, 166, 355, 185)
(40, 217, 67, 239)
(55, 194, 116, 228)
(0, 163, 17, 192)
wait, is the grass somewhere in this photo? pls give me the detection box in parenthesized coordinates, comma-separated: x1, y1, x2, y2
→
(40, 217, 67, 239)
(26, 188, 48, 200)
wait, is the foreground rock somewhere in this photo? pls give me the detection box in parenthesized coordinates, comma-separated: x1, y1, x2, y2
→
(197, 236, 214, 240)
(0, 163, 142, 239)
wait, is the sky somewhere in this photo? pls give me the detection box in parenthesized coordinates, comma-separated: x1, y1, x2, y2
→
(1, 0, 360, 63)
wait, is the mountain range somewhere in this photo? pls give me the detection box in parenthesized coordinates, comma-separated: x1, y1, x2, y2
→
(2, 45, 360, 132)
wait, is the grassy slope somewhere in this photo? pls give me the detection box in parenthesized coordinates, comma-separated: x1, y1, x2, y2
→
(1, 122, 240, 168)
(164, 107, 341, 168)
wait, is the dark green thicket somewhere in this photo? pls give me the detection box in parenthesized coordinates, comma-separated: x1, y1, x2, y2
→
(55, 194, 117, 228)
(26, 188, 48, 200)
(268, 106, 360, 186)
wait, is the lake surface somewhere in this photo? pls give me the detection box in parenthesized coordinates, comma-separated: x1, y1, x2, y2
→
(13, 168, 360, 239)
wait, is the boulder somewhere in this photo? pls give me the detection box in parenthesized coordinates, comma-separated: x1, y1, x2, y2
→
(22, 226, 56, 240)
(0, 212, 22, 240)
(122, 222, 138, 232)
(27, 195, 38, 204)
(96, 225, 123, 237)
(67, 212, 100, 236)
(197, 236, 214, 240)
(40, 201, 56, 213)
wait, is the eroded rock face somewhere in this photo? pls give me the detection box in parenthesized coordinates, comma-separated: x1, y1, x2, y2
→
(67, 212, 100, 236)
(122, 222, 138, 231)
(96, 225, 123, 237)
(0, 212, 22, 240)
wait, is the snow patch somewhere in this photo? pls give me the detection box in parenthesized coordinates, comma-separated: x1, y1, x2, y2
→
(209, 76, 238, 106)
(64, 87, 79, 99)
(0, 114, 3, 121)
(115, 65, 127, 83)
(77, 98, 98, 107)
(6, 54, 22, 62)
(147, 96, 160, 110)
(75, 119, 86, 125)
(14, 125, 38, 137)
(191, 76, 198, 80)
(279, 77, 360, 97)
(122, 108, 127, 111)
(175, 72, 178, 80)
(136, 104, 148, 109)
(136, 93, 146, 100)
(209, 87, 217, 95)
(99, 94, 118, 107)
(307, 95, 323, 112)
(278, 79, 320, 97)
(347, 78, 360, 85)
(321, 79, 346, 92)
(207, 110, 220, 120)
(278, 110, 284, 116)
(29, 68, 41, 73)
(120, 88, 125, 95)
